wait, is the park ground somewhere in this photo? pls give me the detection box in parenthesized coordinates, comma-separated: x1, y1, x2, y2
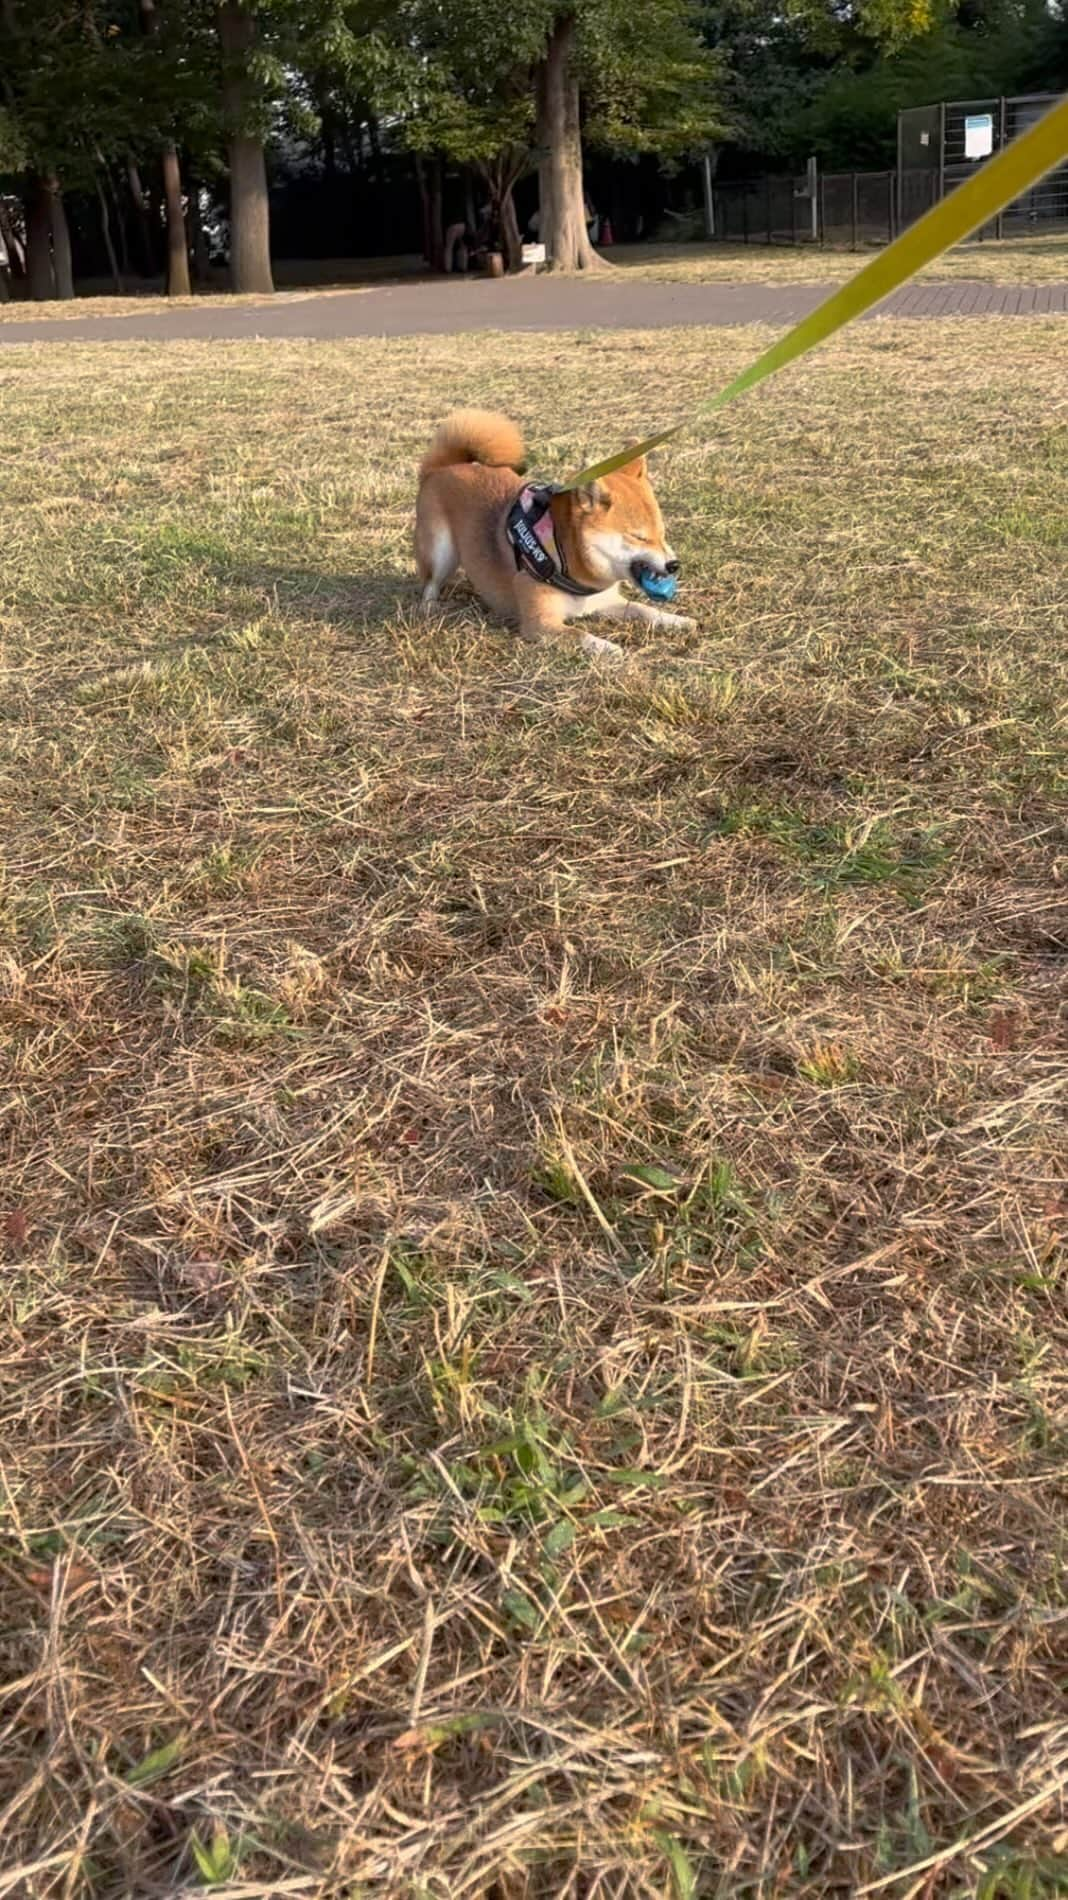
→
(0, 319, 1065, 1896)
(609, 233, 1068, 284)
(1, 231, 1066, 323)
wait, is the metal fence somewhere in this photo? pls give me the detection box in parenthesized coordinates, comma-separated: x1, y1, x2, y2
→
(709, 170, 903, 248)
(898, 92, 1068, 239)
(708, 93, 1068, 250)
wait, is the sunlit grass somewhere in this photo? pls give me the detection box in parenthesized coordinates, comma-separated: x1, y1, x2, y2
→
(0, 321, 1064, 1896)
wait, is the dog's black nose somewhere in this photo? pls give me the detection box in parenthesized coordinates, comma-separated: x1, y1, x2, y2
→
(665, 559, 680, 576)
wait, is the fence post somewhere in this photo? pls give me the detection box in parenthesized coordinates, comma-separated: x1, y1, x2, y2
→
(851, 172, 858, 250)
(995, 97, 1007, 239)
(702, 154, 715, 239)
(887, 170, 895, 242)
(937, 101, 946, 203)
(807, 156, 819, 243)
(790, 178, 798, 245)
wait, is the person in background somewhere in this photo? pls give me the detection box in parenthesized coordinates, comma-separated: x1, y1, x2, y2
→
(466, 203, 499, 270)
(444, 221, 468, 272)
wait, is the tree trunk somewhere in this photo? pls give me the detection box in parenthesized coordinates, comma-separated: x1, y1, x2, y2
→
(140, 0, 192, 297)
(0, 264, 9, 303)
(218, 2, 274, 295)
(107, 167, 131, 276)
(26, 178, 56, 299)
(535, 13, 605, 272)
(499, 185, 523, 273)
(127, 159, 157, 276)
(341, 124, 360, 178)
(480, 159, 524, 273)
(340, 108, 360, 177)
(321, 105, 336, 180)
(415, 153, 445, 271)
(368, 111, 384, 191)
(428, 157, 445, 272)
(95, 171, 124, 292)
(226, 135, 273, 292)
(47, 176, 74, 298)
(161, 141, 191, 296)
(414, 154, 431, 264)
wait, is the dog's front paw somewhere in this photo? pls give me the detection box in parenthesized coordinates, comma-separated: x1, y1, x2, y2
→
(580, 632, 624, 661)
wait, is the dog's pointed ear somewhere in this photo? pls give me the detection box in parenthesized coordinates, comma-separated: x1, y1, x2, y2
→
(618, 450, 647, 480)
(574, 479, 610, 513)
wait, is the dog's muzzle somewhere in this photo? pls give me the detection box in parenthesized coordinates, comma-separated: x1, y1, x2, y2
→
(631, 559, 679, 602)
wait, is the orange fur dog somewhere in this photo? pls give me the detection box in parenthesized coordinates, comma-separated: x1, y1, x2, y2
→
(414, 409, 693, 658)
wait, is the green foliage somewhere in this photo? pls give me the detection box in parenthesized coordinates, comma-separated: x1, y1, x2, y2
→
(388, 0, 550, 167)
(0, 0, 218, 184)
(697, 0, 1066, 167)
(0, 105, 26, 173)
(579, 0, 730, 155)
(0, 1, 138, 182)
(281, 0, 730, 244)
(0, 0, 1060, 278)
(797, 0, 1066, 166)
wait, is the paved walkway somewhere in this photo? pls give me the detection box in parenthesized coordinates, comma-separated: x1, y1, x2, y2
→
(2, 274, 1065, 345)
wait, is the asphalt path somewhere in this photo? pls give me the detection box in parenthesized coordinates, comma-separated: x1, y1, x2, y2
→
(2, 273, 1065, 345)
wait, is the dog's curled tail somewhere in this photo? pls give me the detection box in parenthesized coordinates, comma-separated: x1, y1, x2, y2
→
(419, 409, 525, 482)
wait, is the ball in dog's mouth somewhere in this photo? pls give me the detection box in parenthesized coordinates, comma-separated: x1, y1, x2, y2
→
(631, 561, 678, 603)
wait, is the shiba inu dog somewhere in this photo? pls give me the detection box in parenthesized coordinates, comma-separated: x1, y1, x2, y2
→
(414, 409, 693, 658)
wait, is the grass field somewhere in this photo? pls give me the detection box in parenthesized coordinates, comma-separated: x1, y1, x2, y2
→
(1, 321, 1065, 1898)
(609, 234, 1068, 285)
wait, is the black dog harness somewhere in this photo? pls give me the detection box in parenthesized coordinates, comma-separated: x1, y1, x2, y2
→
(505, 484, 601, 598)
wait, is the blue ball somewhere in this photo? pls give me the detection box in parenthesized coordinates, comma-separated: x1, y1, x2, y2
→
(634, 564, 678, 603)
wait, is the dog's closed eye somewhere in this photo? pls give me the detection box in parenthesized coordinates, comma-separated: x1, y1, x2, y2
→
(577, 481, 612, 513)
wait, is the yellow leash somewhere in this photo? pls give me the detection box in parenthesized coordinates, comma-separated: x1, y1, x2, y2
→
(560, 92, 1068, 490)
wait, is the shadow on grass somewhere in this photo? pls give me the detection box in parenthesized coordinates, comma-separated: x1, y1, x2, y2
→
(213, 560, 420, 629)
(214, 561, 531, 650)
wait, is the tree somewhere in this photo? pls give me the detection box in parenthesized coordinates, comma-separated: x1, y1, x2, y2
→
(389, 0, 726, 273)
(536, 12, 598, 270)
(25, 177, 57, 299)
(218, 2, 274, 293)
(692, 0, 1058, 174)
(533, 1, 728, 270)
(0, 0, 162, 299)
(139, 0, 191, 297)
(695, 0, 838, 170)
(794, 0, 1065, 167)
(392, 0, 548, 271)
(215, 2, 393, 296)
(0, 0, 104, 297)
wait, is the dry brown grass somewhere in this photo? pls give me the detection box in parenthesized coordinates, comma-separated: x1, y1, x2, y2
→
(0, 283, 381, 323)
(609, 236, 1068, 285)
(0, 321, 1065, 1898)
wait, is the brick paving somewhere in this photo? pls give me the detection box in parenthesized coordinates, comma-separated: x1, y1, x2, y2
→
(1, 272, 1065, 345)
